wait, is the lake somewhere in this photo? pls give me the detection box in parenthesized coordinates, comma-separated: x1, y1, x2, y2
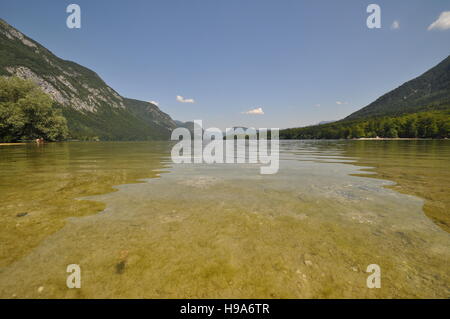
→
(0, 140, 449, 298)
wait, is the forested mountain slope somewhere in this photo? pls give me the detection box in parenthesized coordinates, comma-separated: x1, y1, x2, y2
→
(281, 55, 450, 139)
(0, 19, 176, 140)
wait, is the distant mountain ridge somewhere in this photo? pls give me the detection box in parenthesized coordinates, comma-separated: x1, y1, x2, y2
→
(281, 55, 450, 139)
(0, 19, 176, 140)
(346, 55, 450, 120)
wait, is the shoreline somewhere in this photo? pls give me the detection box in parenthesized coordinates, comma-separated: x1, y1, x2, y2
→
(1, 138, 448, 145)
(354, 137, 443, 140)
(280, 138, 448, 141)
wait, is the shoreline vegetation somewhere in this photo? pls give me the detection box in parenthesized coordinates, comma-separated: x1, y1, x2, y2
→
(280, 109, 450, 140)
(1, 137, 449, 145)
(0, 77, 68, 143)
(0, 137, 449, 146)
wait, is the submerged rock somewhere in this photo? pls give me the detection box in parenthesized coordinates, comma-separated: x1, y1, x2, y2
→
(115, 250, 129, 274)
(115, 261, 126, 274)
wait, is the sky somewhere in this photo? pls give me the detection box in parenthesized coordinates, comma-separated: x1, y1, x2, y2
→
(1, 0, 449, 129)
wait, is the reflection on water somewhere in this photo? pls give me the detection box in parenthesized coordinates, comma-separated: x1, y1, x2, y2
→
(0, 140, 448, 298)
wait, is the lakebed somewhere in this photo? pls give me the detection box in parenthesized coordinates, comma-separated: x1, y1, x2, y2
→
(0, 140, 448, 298)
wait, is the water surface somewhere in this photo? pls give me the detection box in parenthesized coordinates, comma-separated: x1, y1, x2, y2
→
(0, 140, 448, 298)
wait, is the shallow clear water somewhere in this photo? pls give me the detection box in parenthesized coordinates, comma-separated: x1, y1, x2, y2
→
(0, 140, 449, 298)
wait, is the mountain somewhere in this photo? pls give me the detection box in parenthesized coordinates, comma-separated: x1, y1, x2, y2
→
(316, 121, 335, 126)
(281, 55, 450, 139)
(345, 55, 450, 120)
(0, 19, 176, 141)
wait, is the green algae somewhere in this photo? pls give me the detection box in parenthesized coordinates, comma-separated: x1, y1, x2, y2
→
(0, 142, 171, 268)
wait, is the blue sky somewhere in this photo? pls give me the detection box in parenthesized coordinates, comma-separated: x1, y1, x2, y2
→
(1, 0, 449, 129)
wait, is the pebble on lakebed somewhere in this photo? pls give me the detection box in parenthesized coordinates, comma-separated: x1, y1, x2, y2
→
(16, 212, 28, 217)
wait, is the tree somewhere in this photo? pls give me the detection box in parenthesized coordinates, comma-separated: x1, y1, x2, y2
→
(404, 118, 418, 138)
(352, 125, 365, 138)
(382, 120, 398, 138)
(0, 76, 68, 142)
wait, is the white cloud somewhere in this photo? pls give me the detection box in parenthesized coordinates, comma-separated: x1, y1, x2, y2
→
(428, 11, 450, 31)
(242, 107, 264, 115)
(315, 104, 321, 107)
(149, 100, 159, 106)
(391, 20, 400, 30)
(176, 95, 195, 103)
(336, 101, 348, 105)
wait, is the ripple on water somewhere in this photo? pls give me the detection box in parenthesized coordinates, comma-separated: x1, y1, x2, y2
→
(0, 141, 449, 298)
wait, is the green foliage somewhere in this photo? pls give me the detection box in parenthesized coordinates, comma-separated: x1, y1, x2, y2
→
(0, 76, 68, 142)
(280, 109, 450, 140)
(61, 102, 172, 141)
